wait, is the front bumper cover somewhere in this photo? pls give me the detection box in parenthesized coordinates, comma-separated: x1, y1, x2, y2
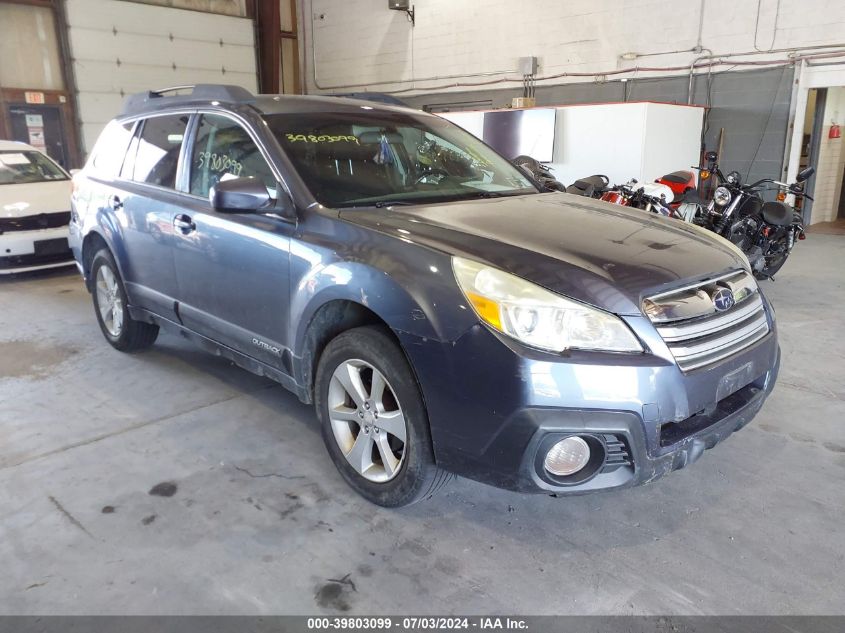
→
(452, 345, 779, 495)
(0, 226, 73, 274)
(529, 348, 777, 495)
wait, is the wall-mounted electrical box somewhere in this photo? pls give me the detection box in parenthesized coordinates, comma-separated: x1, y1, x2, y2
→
(518, 56, 538, 75)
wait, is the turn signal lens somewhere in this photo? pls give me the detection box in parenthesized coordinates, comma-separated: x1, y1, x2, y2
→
(700, 170, 710, 180)
(465, 292, 501, 329)
(776, 191, 786, 201)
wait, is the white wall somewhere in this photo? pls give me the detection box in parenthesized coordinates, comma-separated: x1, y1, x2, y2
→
(66, 0, 258, 153)
(301, 0, 845, 96)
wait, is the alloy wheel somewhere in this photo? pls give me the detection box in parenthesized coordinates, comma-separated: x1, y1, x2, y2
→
(95, 265, 124, 337)
(327, 359, 407, 483)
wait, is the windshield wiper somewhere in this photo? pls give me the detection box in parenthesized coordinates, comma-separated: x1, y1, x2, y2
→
(448, 190, 534, 201)
(343, 189, 535, 209)
(373, 199, 420, 208)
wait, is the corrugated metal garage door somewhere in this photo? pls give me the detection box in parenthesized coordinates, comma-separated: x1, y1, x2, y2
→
(65, 0, 257, 154)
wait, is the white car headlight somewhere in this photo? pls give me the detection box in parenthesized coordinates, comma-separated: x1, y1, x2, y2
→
(714, 186, 732, 207)
(452, 257, 643, 353)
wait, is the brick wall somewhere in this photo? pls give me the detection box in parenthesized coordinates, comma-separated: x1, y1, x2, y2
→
(302, 0, 845, 95)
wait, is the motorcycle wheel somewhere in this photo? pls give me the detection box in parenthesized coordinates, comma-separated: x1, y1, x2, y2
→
(756, 240, 790, 279)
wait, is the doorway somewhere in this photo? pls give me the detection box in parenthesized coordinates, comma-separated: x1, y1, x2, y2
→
(0, 1, 81, 168)
(7, 103, 68, 167)
(798, 88, 824, 223)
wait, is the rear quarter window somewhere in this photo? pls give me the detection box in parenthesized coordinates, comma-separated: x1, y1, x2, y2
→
(132, 114, 188, 189)
(89, 120, 135, 177)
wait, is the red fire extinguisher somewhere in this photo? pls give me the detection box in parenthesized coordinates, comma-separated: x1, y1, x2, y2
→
(831, 122, 842, 139)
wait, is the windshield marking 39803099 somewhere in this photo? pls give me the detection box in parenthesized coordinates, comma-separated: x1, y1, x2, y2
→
(264, 110, 538, 209)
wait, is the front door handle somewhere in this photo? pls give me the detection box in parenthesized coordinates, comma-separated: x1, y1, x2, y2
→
(108, 195, 122, 210)
(173, 213, 196, 234)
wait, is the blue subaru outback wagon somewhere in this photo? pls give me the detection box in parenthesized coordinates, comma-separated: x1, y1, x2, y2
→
(70, 85, 780, 506)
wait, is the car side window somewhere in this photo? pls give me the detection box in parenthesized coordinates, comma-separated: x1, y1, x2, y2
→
(90, 120, 134, 177)
(132, 115, 188, 189)
(189, 114, 276, 200)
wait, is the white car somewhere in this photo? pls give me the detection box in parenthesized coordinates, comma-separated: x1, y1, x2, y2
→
(0, 140, 74, 274)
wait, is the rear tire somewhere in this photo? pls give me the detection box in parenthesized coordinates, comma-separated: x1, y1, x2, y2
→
(314, 326, 452, 507)
(90, 249, 159, 352)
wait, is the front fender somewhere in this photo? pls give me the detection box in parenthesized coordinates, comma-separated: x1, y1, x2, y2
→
(289, 255, 472, 354)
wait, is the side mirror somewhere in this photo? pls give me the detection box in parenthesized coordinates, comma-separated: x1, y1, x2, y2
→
(705, 151, 718, 161)
(210, 177, 275, 213)
(796, 166, 815, 182)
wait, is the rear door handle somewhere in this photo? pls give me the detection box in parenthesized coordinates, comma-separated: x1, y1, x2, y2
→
(173, 213, 196, 234)
(108, 195, 122, 210)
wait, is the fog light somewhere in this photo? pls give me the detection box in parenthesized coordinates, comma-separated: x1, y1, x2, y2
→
(544, 436, 591, 476)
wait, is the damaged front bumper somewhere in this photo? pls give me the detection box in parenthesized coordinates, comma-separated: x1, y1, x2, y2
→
(402, 308, 780, 495)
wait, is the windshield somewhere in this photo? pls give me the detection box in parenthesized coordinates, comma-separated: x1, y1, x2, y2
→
(0, 150, 68, 185)
(264, 110, 538, 208)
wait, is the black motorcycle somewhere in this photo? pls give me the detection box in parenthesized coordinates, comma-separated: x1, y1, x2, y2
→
(692, 152, 812, 279)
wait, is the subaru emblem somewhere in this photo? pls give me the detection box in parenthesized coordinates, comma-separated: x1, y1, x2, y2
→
(712, 288, 735, 312)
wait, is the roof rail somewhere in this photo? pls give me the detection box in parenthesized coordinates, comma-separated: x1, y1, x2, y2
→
(121, 84, 255, 116)
(330, 92, 412, 108)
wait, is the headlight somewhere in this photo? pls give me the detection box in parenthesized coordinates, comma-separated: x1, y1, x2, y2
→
(452, 257, 643, 353)
(714, 186, 732, 207)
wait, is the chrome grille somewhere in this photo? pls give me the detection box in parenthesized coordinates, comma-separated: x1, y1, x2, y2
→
(643, 270, 770, 372)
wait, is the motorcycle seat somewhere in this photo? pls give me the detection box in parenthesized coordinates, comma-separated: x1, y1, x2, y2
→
(660, 170, 695, 185)
(761, 201, 792, 226)
(566, 174, 608, 197)
(566, 181, 594, 196)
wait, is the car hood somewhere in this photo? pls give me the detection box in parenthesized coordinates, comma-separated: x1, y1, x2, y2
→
(1, 180, 73, 218)
(340, 192, 748, 315)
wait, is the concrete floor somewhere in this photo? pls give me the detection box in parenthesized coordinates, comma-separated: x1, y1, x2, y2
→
(1, 236, 844, 616)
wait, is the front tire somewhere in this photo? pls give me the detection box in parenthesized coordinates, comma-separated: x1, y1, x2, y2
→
(314, 326, 452, 507)
(90, 249, 159, 352)
(755, 235, 792, 280)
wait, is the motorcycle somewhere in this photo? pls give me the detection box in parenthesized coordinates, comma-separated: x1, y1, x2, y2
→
(512, 155, 567, 192)
(689, 152, 813, 279)
(599, 179, 676, 217)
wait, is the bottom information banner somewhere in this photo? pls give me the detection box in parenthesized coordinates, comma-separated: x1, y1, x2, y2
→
(0, 616, 843, 633)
